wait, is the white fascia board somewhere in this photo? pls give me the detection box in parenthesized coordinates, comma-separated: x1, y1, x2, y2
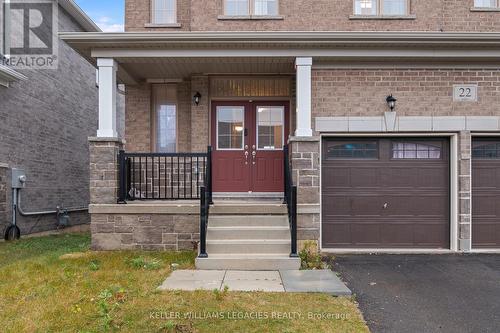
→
(90, 48, 500, 59)
(0, 65, 27, 87)
(59, 31, 500, 43)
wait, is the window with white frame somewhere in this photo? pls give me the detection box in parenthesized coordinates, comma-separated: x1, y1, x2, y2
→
(224, 0, 278, 16)
(153, 85, 177, 153)
(474, 0, 499, 8)
(152, 0, 176, 24)
(354, 0, 409, 16)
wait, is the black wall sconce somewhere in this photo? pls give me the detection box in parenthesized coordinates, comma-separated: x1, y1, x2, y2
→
(193, 92, 202, 106)
(386, 94, 397, 111)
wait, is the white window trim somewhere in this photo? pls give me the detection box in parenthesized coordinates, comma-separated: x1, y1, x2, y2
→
(256, 106, 285, 151)
(148, 0, 180, 27)
(152, 84, 178, 153)
(221, 0, 282, 18)
(471, 0, 500, 11)
(351, 0, 413, 18)
(216, 106, 246, 151)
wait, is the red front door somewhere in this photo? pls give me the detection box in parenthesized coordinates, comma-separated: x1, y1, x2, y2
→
(211, 101, 289, 193)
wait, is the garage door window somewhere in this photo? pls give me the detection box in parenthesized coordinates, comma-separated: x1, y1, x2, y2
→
(392, 142, 442, 159)
(325, 142, 378, 159)
(472, 142, 500, 159)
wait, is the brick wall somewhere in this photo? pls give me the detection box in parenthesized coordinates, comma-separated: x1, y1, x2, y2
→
(0, 6, 98, 234)
(312, 69, 500, 122)
(125, 0, 500, 32)
(91, 213, 199, 251)
(190, 76, 210, 152)
(125, 0, 191, 31)
(125, 84, 151, 152)
(125, 82, 194, 153)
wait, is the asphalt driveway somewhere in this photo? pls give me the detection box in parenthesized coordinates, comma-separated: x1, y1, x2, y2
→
(331, 254, 500, 333)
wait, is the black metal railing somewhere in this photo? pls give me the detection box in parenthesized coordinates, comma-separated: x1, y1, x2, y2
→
(199, 146, 213, 258)
(284, 145, 298, 258)
(118, 147, 212, 202)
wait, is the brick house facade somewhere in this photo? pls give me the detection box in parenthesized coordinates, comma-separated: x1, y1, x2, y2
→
(62, 0, 500, 258)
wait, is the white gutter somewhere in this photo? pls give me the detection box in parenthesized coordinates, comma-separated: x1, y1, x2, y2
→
(59, 31, 500, 44)
(0, 64, 27, 88)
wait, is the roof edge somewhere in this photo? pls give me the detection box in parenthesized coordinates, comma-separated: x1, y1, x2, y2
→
(0, 64, 28, 83)
(59, 31, 500, 42)
(59, 0, 101, 32)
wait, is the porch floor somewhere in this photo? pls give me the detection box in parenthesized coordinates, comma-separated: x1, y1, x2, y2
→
(158, 270, 352, 295)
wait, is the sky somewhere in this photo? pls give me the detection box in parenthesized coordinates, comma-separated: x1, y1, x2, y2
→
(74, 0, 125, 32)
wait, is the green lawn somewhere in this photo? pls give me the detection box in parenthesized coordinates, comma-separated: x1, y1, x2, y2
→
(0, 233, 369, 333)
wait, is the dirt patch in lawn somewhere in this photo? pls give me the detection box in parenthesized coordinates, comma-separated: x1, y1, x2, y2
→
(0, 234, 368, 333)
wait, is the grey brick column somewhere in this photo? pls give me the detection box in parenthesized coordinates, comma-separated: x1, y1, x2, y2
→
(0, 163, 8, 232)
(289, 136, 321, 249)
(458, 131, 472, 251)
(89, 137, 124, 205)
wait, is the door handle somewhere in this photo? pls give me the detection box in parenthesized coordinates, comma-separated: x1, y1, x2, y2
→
(383, 203, 389, 209)
(252, 150, 256, 165)
(245, 151, 249, 165)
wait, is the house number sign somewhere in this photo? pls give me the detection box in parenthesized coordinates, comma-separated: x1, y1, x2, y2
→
(453, 84, 478, 102)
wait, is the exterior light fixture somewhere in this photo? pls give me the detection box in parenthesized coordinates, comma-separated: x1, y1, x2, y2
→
(386, 94, 397, 111)
(193, 92, 202, 105)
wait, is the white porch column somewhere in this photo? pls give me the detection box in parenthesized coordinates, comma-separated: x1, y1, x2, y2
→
(97, 58, 118, 138)
(295, 57, 313, 137)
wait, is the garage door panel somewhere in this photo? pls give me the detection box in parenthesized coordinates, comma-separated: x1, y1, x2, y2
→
(322, 224, 351, 247)
(472, 195, 498, 216)
(413, 224, 449, 247)
(322, 137, 450, 249)
(350, 224, 381, 245)
(380, 224, 415, 245)
(414, 196, 449, 217)
(323, 195, 351, 216)
(417, 167, 449, 188)
(322, 166, 350, 188)
(350, 168, 379, 187)
(472, 138, 500, 248)
(381, 168, 417, 188)
(351, 196, 384, 216)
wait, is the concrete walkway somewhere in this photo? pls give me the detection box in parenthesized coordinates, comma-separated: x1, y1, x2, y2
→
(158, 269, 351, 296)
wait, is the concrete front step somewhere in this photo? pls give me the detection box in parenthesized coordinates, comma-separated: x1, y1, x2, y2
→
(195, 254, 301, 271)
(207, 226, 290, 240)
(209, 215, 289, 228)
(206, 239, 291, 254)
(210, 204, 287, 215)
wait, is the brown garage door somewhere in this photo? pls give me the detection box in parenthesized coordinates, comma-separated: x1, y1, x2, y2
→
(322, 138, 450, 249)
(472, 138, 500, 249)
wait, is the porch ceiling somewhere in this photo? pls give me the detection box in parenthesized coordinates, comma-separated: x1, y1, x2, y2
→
(121, 57, 295, 81)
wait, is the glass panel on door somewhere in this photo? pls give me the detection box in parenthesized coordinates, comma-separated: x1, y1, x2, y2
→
(256, 106, 284, 150)
(217, 106, 245, 150)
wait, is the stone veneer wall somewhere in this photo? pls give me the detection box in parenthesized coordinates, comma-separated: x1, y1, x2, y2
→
(91, 212, 199, 251)
(289, 137, 321, 247)
(458, 131, 472, 250)
(89, 138, 123, 205)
